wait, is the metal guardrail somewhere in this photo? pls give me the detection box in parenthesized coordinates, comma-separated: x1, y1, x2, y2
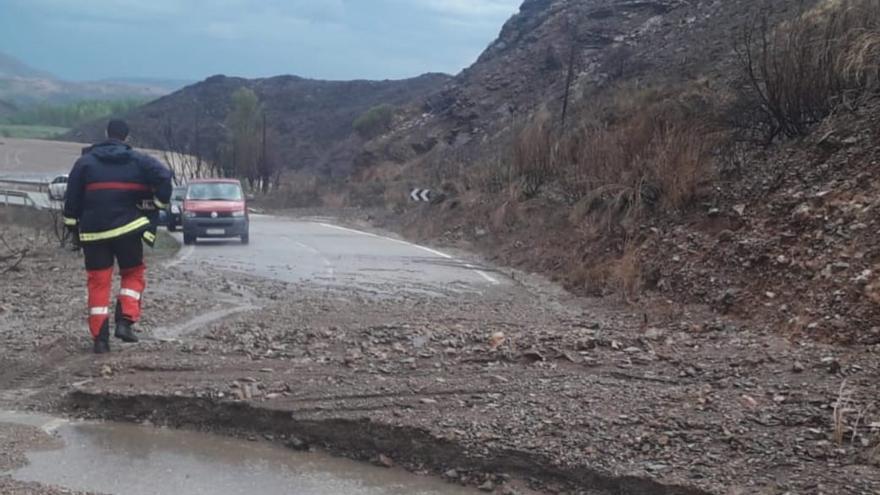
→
(0, 189, 40, 209)
(0, 177, 50, 193)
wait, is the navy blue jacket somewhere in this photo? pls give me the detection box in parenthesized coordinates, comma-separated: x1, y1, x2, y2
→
(63, 140, 172, 245)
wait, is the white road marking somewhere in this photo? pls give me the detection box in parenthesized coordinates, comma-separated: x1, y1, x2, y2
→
(465, 263, 500, 284)
(295, 240, 335, 278)
(317, 222, 499, 285)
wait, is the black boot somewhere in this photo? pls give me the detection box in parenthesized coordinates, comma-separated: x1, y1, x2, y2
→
(94, 323, 110, 354)
(114, 319, 139, 343)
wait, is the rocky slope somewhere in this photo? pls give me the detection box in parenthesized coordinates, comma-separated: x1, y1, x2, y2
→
(357, 0, 809, 170)
(354, 0, 880, 345)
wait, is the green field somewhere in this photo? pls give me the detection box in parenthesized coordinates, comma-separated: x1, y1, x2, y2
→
(0, 125, 70, 139)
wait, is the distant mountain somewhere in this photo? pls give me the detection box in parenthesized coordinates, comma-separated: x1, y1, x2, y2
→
(0, 51, 184, 106)
(67, 73, 451, 178)
(100, 77, 196, 93)
(0, 98, 18, 120)
(0, 52, 54, 79)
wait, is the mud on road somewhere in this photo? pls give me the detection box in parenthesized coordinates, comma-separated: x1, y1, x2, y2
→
(1, 218, 879, 495)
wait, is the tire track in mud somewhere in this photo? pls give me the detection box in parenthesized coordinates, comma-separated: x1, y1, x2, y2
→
(150, 303, 260, 341)
(0, 340, 94, 405)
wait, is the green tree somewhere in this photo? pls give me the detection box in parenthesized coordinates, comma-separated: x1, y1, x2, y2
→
(353, 104, 395, 139)
(222, 88, 262, 187)
(3, 99, 148, 127)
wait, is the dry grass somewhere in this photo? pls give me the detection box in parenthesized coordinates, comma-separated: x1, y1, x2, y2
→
(463, 83, 720, 301)
(495, 83, 719, 232)
(610, 241, 643, 302)
(735, 0, 880, 141)
(833, 381, 855, 445)
(510, 109, 558, 199)
(830, 380, 874, 448)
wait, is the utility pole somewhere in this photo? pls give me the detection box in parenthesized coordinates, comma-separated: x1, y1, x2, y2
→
(260, 111, 268, 193)
(561, 17, 578, 130)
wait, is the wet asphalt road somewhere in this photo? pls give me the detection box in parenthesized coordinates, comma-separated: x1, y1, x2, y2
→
(171, 215, 502, 296)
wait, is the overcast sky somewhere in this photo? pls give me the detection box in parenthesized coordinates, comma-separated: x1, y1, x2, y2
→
(0, 0, 522, 82)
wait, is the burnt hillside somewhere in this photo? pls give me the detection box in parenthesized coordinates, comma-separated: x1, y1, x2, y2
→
(66, 73, 451, 178)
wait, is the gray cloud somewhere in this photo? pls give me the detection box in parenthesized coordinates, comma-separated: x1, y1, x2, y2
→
(1, 0, 522, 81)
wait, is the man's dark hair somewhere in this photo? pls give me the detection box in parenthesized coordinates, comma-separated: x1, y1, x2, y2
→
(107, 119, 130, 140)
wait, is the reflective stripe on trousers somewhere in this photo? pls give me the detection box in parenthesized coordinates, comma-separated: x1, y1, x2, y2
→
(87, 268, 113, 339)
(118, 264, 146, 323)
(119, 288, 141, 301)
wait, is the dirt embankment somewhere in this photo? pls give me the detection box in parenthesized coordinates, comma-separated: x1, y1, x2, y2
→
(1, 216, 879, 494)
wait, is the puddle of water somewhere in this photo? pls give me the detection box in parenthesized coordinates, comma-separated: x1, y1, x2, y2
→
(1, 412, 477, 495)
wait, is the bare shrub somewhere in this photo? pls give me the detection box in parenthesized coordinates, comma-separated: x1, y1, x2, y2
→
(470, 83, 717, 238)
(510, 109, 558, 199)
(561, 85, 718, 230)
(610, 241, 643, 302)
(734, 0, 880, 142)
(266, 170, 322, 208)
(0, 232, 29, 274)
(833, 380, 855, 445)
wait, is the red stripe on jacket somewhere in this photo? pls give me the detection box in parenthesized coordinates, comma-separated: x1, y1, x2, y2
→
(85, 182, 151, 192)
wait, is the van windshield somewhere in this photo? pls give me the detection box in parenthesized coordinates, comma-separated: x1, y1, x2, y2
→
(186, 183, 243, 201)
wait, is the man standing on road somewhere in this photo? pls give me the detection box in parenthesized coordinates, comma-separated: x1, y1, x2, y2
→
(62, 119, 172, 354)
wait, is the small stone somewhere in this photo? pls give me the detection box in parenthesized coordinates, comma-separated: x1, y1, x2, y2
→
(792, 361, 805, 373)
(821, 357, 841, 374)
(479, 480, 495, 492)
(420, 398, 438, 405)
(489, 375, 509, 384)
(376, 454, 394, 468)
(488, 332, 506, 350)
(521, 349, 545, 362)
(444, 469, 458, 479)
(645, 463, 669, 472)
(285, 437, 309, 451)
(561, 351, 582, 364)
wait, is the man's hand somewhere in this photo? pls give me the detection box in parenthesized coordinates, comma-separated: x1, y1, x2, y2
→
(65, 225, 81, 251)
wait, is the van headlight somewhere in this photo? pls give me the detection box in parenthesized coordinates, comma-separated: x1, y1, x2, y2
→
(184, 211, 197, 218)
(231, 210, 246, 217)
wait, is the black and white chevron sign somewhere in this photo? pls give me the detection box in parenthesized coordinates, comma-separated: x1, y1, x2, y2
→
(410, 189, 431, 202)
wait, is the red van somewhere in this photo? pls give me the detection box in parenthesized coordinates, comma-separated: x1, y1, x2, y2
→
(181, 179, 249, 245)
